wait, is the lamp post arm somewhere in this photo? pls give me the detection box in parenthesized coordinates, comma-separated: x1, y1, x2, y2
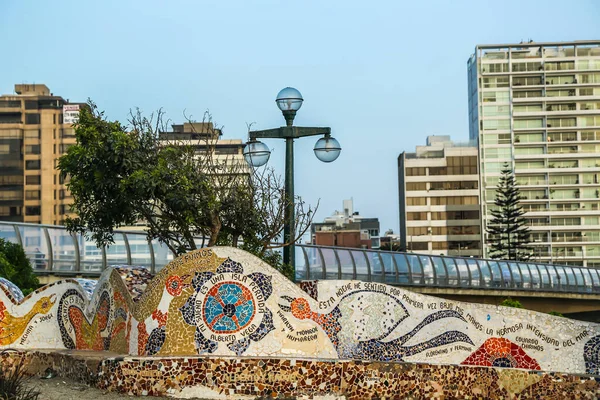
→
(249, 126, 331, 140)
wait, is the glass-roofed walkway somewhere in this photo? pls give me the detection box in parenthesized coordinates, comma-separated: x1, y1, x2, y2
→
(1, 221, 599, 294)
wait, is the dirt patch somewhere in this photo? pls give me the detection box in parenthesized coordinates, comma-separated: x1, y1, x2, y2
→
(23, 377, 212, 400)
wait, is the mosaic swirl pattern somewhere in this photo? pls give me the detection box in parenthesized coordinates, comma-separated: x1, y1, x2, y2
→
(0, 247, 599, 376)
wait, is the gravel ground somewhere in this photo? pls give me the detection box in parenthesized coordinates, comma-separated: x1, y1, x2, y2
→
(23, 377, 211, 400)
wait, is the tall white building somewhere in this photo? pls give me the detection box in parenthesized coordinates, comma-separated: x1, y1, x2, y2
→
(468, 40, 600, 266)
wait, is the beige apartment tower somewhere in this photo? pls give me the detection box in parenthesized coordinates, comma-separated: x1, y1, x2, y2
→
(468, 40, 600, 266)
(398, 136, 481, 257)
(0, 84, 81, 225)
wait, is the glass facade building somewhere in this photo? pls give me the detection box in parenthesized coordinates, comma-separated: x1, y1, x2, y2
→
(468, 41, 600, 266)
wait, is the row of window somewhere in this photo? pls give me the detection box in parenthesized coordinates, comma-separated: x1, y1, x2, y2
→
(482, 88, 600, 103)
(407, 226, 481, 236)
(405, 181, 478, 191)
(481, 60, 600, 74)
(406, 196, 479, 206)
(407, 210, 480, 221)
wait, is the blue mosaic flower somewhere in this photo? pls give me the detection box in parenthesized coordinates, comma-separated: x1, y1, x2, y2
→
(180, 258, 274, 356)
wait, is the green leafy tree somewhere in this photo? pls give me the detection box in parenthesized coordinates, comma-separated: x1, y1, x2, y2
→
(0, 239, 39, 295)
(486, 163, 532, 261)
(58, 101, 315, 262)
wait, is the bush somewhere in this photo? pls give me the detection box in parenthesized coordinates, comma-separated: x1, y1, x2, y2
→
(0, 239, 39, 296)
(500, 298, 523, 308)
(549, 311, 564, 317)
(0, 355, 40, 400)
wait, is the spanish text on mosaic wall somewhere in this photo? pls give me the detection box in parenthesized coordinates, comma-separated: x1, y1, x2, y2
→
(1, 247, 599, 375)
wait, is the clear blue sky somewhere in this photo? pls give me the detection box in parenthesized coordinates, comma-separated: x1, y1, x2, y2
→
(1, 0, 599, 235)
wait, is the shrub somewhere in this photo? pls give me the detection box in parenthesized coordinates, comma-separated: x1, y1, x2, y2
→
(549, 311, 564, 317)
(0, 354, 40, 400)
(500, 298, 523, 308)
(0, 239, 39, 296)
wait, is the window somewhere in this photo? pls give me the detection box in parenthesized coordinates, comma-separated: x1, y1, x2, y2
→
(0, 100, 20, 108)
(512, 62, 542, 72)
(482, 133, 511, 144)
(516, 175, 546, 185)
(546, 75, 576, 85)
(548, 146, 577, 154)
(482, 76, 509, 88)
(405, 182, 426, 191)
(513, 76, 542, 86)
(24, 100, 38, 110)
(513, 90, 542, 98)
(548, 132, 576, 142)
(482, 91, 509, 103)
(547, 118, 576, 128)
(548, 160, 578, 169)
(514, 146, 544, 155)
(430, 181, 478, 190)
(545, 61, 574, 71)
(59, 143, 72, 153)
(25, 113, 40, 124)
(24, 129, 40, 139)
(580, 116, 600, 127)
(429, 167, 447, 176)
(546, 89, 576, 97)
(25, 144, 40, 155)
(25, 160, 40, 170)
(430, 196, 478, 205)
(580, 73, 600, 84)
(515, 160, 545, 169)
(25, 206, 41, 216)
(582, 131, 600, 141)
(407, 212, 428, 220)
(0, 190, 22, 200)
(482, 119, 510, 130)
(551, 217, 581, 226)
(406, 167, 426, 176)
(482, 105, 510, 116)
(484, 148, 511, 159)
(25, 175, 40, 185)
(546, 103, 576, 111)
(514, 118, 543, 129)
(61, 128, 75, 138)
(549, 175, 578, 185)
(513, 104, 543, 113)
(407, 227, 430, 236)
(406, 197, 426, 206)
(25, 190, 40, 200)
(431, 242, 448, 250)
(482, 63, 508, 73)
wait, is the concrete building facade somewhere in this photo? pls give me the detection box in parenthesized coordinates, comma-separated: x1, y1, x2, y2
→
(468, 41, 600, 266)
(0, 84, 81, 225)
(398, 136, 481, 257)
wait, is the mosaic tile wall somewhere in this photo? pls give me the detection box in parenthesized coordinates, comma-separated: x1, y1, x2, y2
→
(4, 350, 600, 399)
(1, 247, 600, 376)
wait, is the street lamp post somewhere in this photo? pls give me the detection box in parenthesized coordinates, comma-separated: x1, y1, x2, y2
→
(243, 88, 341, 278)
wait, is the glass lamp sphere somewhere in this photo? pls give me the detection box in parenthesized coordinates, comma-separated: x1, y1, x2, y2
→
(314, 136, 341, 163)
(276, 87, 304, 112)
(243, 141, 271, 167)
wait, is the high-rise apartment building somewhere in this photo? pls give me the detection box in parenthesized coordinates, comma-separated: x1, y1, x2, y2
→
(158, 122, 245, 162)
(398, 136, 481, 257)
(0, 84, 81, 225)
(468, 41, 600, 266)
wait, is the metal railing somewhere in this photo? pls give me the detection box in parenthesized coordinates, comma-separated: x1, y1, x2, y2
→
(296, 244, 600, 294)
(1, 221, 599, 294)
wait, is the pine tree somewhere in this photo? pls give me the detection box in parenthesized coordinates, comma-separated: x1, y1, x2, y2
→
(486, 163, 532, 261)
